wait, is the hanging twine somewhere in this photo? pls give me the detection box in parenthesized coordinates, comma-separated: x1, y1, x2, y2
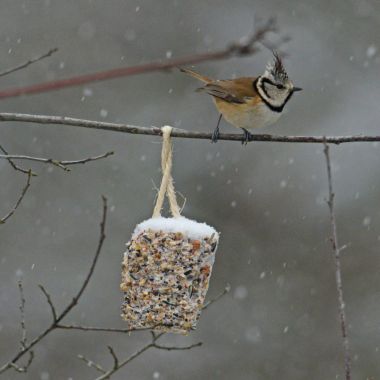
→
(152, 126, 181, 218)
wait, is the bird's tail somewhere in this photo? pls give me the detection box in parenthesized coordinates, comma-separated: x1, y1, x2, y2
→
(179, 67, 212, 83)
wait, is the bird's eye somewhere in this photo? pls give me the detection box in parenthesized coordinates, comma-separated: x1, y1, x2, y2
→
(276, 84, 285, 89)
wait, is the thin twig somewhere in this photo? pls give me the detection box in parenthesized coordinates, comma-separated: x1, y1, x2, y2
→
(93, 336, 160, 380)
(17, 281, 27, 350)
(107, 346, 119, 370)
(56, 324, 152, 333)
(202, 284, 231, 310)
(323, 141, 351, 380)
(58, 285, 230, 336)
(38, 285, 58, 322)
(153, 342, 203, 351)
(0, 196, 108, 374)
(8, 352, 34, 373)
(0, 170, 32, 224)
(1, 112, 380, 144)
(78, 354, 106, 374)
(0, 151, 114, 171)
(0, 48, 58, 78)
(80, 287, 228, 380)
(0, 20, 276, 99)
(0, 144, 36, 175)
(56, 196, 107, 321)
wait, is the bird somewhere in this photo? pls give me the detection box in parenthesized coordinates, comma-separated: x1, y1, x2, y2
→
(180, 52, 302, 144)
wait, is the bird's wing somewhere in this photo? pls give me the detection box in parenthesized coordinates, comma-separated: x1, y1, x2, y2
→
(198, 77, 258, 104)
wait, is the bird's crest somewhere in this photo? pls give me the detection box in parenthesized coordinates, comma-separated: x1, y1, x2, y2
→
(265, 51, 288, 82)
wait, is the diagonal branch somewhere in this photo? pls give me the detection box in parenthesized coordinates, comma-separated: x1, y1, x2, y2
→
(203, 284, 231, 310)
(78, 354, 106, 374)
(107, 346, 119, 370)
(0, 48, 58, 78)
(0, 112, 380, 144)
(0, 151, 114, 171)
(79, 286, 229, 380)
(0, 170, 32, 224)
(0, 196, 108, 374)
(55, 196, 107, 323)
(323, 141, 352, 380)
(38, 285, 58, 322)
(0, 144, 35, 175)
(0, 20, 277, 99)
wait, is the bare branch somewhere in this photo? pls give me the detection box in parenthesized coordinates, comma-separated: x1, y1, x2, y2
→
(323, 141, 352, 380)
(9, 352, 34, 373)
(17, 281, 27, 350)
(0, 144, 36, 175)
(203, 284, 231, 311)
(107, 346, 119, 370)
(78, 354, 106, 374)
(153, 342, 203, 351)
(0, 151, 114, 171)
(0, 170, 32, 224)
(0, 196, 108, 374)
(0, 20, 276, 99)
(59, 151, 114, 166)
(38, 285, 58, 322)
(93, 341, 156, 380)
(0, 112, 380, 144)
(56, 324, 152, 333)
(56, 196, 107, 322)
(80, 288, 228, 380)
(0, 48, 58, 78)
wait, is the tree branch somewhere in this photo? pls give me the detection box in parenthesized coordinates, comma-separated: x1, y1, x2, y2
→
(323, 142, 352, 380)
(0, 196, 108, 374)
(203, 284, 231, 310)
(38, 285, 58, 322)
(56, 324, 153, 333)
(0, 48, 58, 78)
(17, 281, 28, 350)
(77, 286, 229, 380)
(153, 342, 203, 351)
(78, 354, 106, 374)
(0, 144, 36, 175)
(58, 285, 230, 336)
(1, 112, 380, 144)
(0, 151, 114, 171)
(0, 170, 32, 224)
(0, 20, 277, 99)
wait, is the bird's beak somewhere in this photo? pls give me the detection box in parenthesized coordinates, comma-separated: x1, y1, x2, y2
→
(293, 86, 303, 92)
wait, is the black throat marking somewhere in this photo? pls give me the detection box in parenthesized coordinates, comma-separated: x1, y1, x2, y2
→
(253, 77, 294, 113)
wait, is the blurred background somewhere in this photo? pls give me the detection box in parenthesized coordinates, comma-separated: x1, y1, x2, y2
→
(1, 1, 380, 379)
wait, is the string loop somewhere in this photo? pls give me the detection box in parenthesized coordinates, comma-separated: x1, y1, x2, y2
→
(152, 126, 181, 218)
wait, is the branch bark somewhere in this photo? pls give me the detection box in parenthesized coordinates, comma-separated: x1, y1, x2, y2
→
(0, 19, 277, 99)
(1, 112, 380, 144)
(0, 151, 114, 171)
(0, 48, 58, 78)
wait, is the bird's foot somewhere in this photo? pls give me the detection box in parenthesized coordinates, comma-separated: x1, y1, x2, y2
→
(211, 127, 220, 143)
(211, 114, 222, 143)
(241, 129, 252, 145)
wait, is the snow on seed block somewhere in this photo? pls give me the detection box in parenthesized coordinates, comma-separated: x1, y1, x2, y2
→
(120, 217, 219, 334)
